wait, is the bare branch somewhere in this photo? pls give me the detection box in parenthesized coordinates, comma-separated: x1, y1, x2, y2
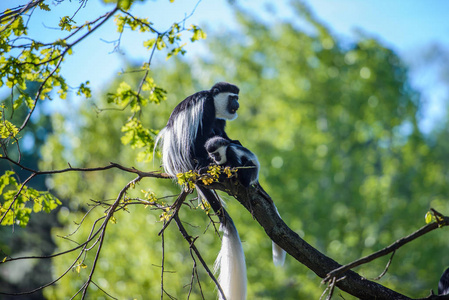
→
(0, 157, 169, 226)
(173, 208, 227, 300)
(1, 155, 170, 178)
(80, 175, 142, 299)
(324, 216, 448, 284)
(371, 251, 395, 281)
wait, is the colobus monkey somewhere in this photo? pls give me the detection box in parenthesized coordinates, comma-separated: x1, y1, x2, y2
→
(205, 136, 287, 267)
(439, 267, 449, 295)
(205, 136, 259, 187)
(157, 83, 247, 300)
(156, 82, 240, 177)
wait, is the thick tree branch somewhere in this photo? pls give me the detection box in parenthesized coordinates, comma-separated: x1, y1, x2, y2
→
(205, 179, 448, 300)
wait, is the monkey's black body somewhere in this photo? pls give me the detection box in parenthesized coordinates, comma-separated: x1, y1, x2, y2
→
(166, 90, 218, 168)
(159, 82, 239, 176)
(205, 136, 259, 187)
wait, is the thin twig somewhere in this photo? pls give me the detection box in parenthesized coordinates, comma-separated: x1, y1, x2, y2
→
(323, 213, 449, 284)
(1, 156, 169, 178)
(173, 213, 226, 300)
(326, 276, 336, 300)
(158, 190, 189, 235)
(90, 281, 119, 300)
(371, 251, 395, 281)
(80, 175, 142, 299)
(0, 158, 169, 225)
(17, 7, 120, 134)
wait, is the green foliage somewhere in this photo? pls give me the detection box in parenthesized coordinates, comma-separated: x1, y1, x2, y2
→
(128, 4, 449, 298)
(176, 170, 199, 189)
(2, 1, 449, 299)
(188, 24, 207, 42)
(58, 16, 76, 31)
(107, 79, 166, 111)
(114, 14, 154, 33)
(0, 171, 61, 227)
(0, 0, 206, 228)
(175, 166, 226, 189)
(121, 117, 159, 161)
(0, 106, 19, 139)
(77, 80, 92, 98)
(38, 2, 51, 11)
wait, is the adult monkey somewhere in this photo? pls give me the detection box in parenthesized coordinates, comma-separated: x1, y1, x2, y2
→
(157, 82, 240, 176)
(156, 82, 247, 300)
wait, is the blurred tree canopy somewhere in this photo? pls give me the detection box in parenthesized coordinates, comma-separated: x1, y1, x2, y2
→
(1, 0, 449, 299)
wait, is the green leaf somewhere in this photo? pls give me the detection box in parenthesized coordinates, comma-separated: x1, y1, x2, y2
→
(0, 119, 19, 139)
(38, 3, 51, 11)
(0, 171, 16, 195)
(425, 211, 434, 224)
(189, 25, 207, 42)
(58, 16, 76, 32)
(143, 38, 156, 49)
(77, 81, 92, 98)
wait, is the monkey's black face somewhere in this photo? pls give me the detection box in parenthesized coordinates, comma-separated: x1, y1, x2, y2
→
(210, 151, 222, 161)
(227, 95, 239, 115)
(205, 136, 230, 165)
(214, 92, 239, 120)
(205, 136, 230, 153)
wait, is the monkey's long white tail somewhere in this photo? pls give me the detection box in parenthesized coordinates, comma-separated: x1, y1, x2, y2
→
(214, 219, 247, 300)
(272, 206, 286, 267)
(272, 242, 286, 267)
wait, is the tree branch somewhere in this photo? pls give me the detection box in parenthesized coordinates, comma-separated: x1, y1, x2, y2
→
(206, 179, 448, 300)
(323, 216, 448, 284)
(173, 207, 227, 300)
(0, 157, 170, 225)
(17, 7, 120, 134)
(0, 0, 43, 24)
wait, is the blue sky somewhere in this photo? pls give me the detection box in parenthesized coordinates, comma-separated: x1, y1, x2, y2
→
(2, 0, 449, 132)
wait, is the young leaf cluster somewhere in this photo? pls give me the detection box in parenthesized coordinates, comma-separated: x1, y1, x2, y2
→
(0, 171, 61, 227)
(0, 0, 207, 228)
(0, 106, 19, 139)
(175, 165, 238, 189)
